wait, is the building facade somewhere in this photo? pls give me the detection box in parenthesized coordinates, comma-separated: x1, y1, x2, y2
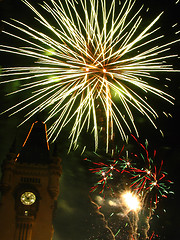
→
(0, 121, 62, 240)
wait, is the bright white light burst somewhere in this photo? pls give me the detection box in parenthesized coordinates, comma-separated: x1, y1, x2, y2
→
(122, 191, 141, 212)
(0, 0, 179, 151)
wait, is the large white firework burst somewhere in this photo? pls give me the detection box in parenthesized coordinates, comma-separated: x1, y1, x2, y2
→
(0, 0, 179, 151)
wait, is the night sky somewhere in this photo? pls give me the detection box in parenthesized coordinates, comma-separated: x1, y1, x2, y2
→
(0, 0, 180, 239)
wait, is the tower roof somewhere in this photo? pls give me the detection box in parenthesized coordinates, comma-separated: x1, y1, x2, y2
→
(16, 121, 51, 164)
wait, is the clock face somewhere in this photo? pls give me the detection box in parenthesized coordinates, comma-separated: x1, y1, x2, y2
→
(20, 192, 36, 205)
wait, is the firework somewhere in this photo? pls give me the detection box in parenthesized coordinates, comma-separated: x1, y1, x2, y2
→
(0, 0, 179, 151)
(85, 146, 133, 194)
(88, 159, 120, 194)
(121, 191, 141, 212)
(129, 136, 173, 205)
(87, 136, 173, 201)
(87, 136, 173, 239)
(130, 161, 173, 204)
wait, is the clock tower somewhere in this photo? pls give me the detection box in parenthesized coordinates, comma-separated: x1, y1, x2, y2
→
(0, 121, 62, 240)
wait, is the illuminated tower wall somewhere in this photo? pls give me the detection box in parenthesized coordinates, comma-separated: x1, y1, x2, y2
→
(0, 121, 62, 240)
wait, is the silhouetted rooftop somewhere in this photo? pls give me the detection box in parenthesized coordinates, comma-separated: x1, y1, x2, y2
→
(17, 121, 50, 164)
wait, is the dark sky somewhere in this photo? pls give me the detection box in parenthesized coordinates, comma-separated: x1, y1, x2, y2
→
(0, 0, 180, 239)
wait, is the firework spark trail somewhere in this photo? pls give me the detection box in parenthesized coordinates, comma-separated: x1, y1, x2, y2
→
(90, 198, 116, 240)
(0, 0, 179, 151)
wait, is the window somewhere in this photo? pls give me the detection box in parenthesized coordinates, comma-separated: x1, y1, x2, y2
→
(21, 177, 40, 184)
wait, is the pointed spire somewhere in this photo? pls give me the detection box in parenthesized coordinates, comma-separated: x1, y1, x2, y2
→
(16, 121, 50, 164)
(52, 143, 58, 157)
(9, 138, 17, 154)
